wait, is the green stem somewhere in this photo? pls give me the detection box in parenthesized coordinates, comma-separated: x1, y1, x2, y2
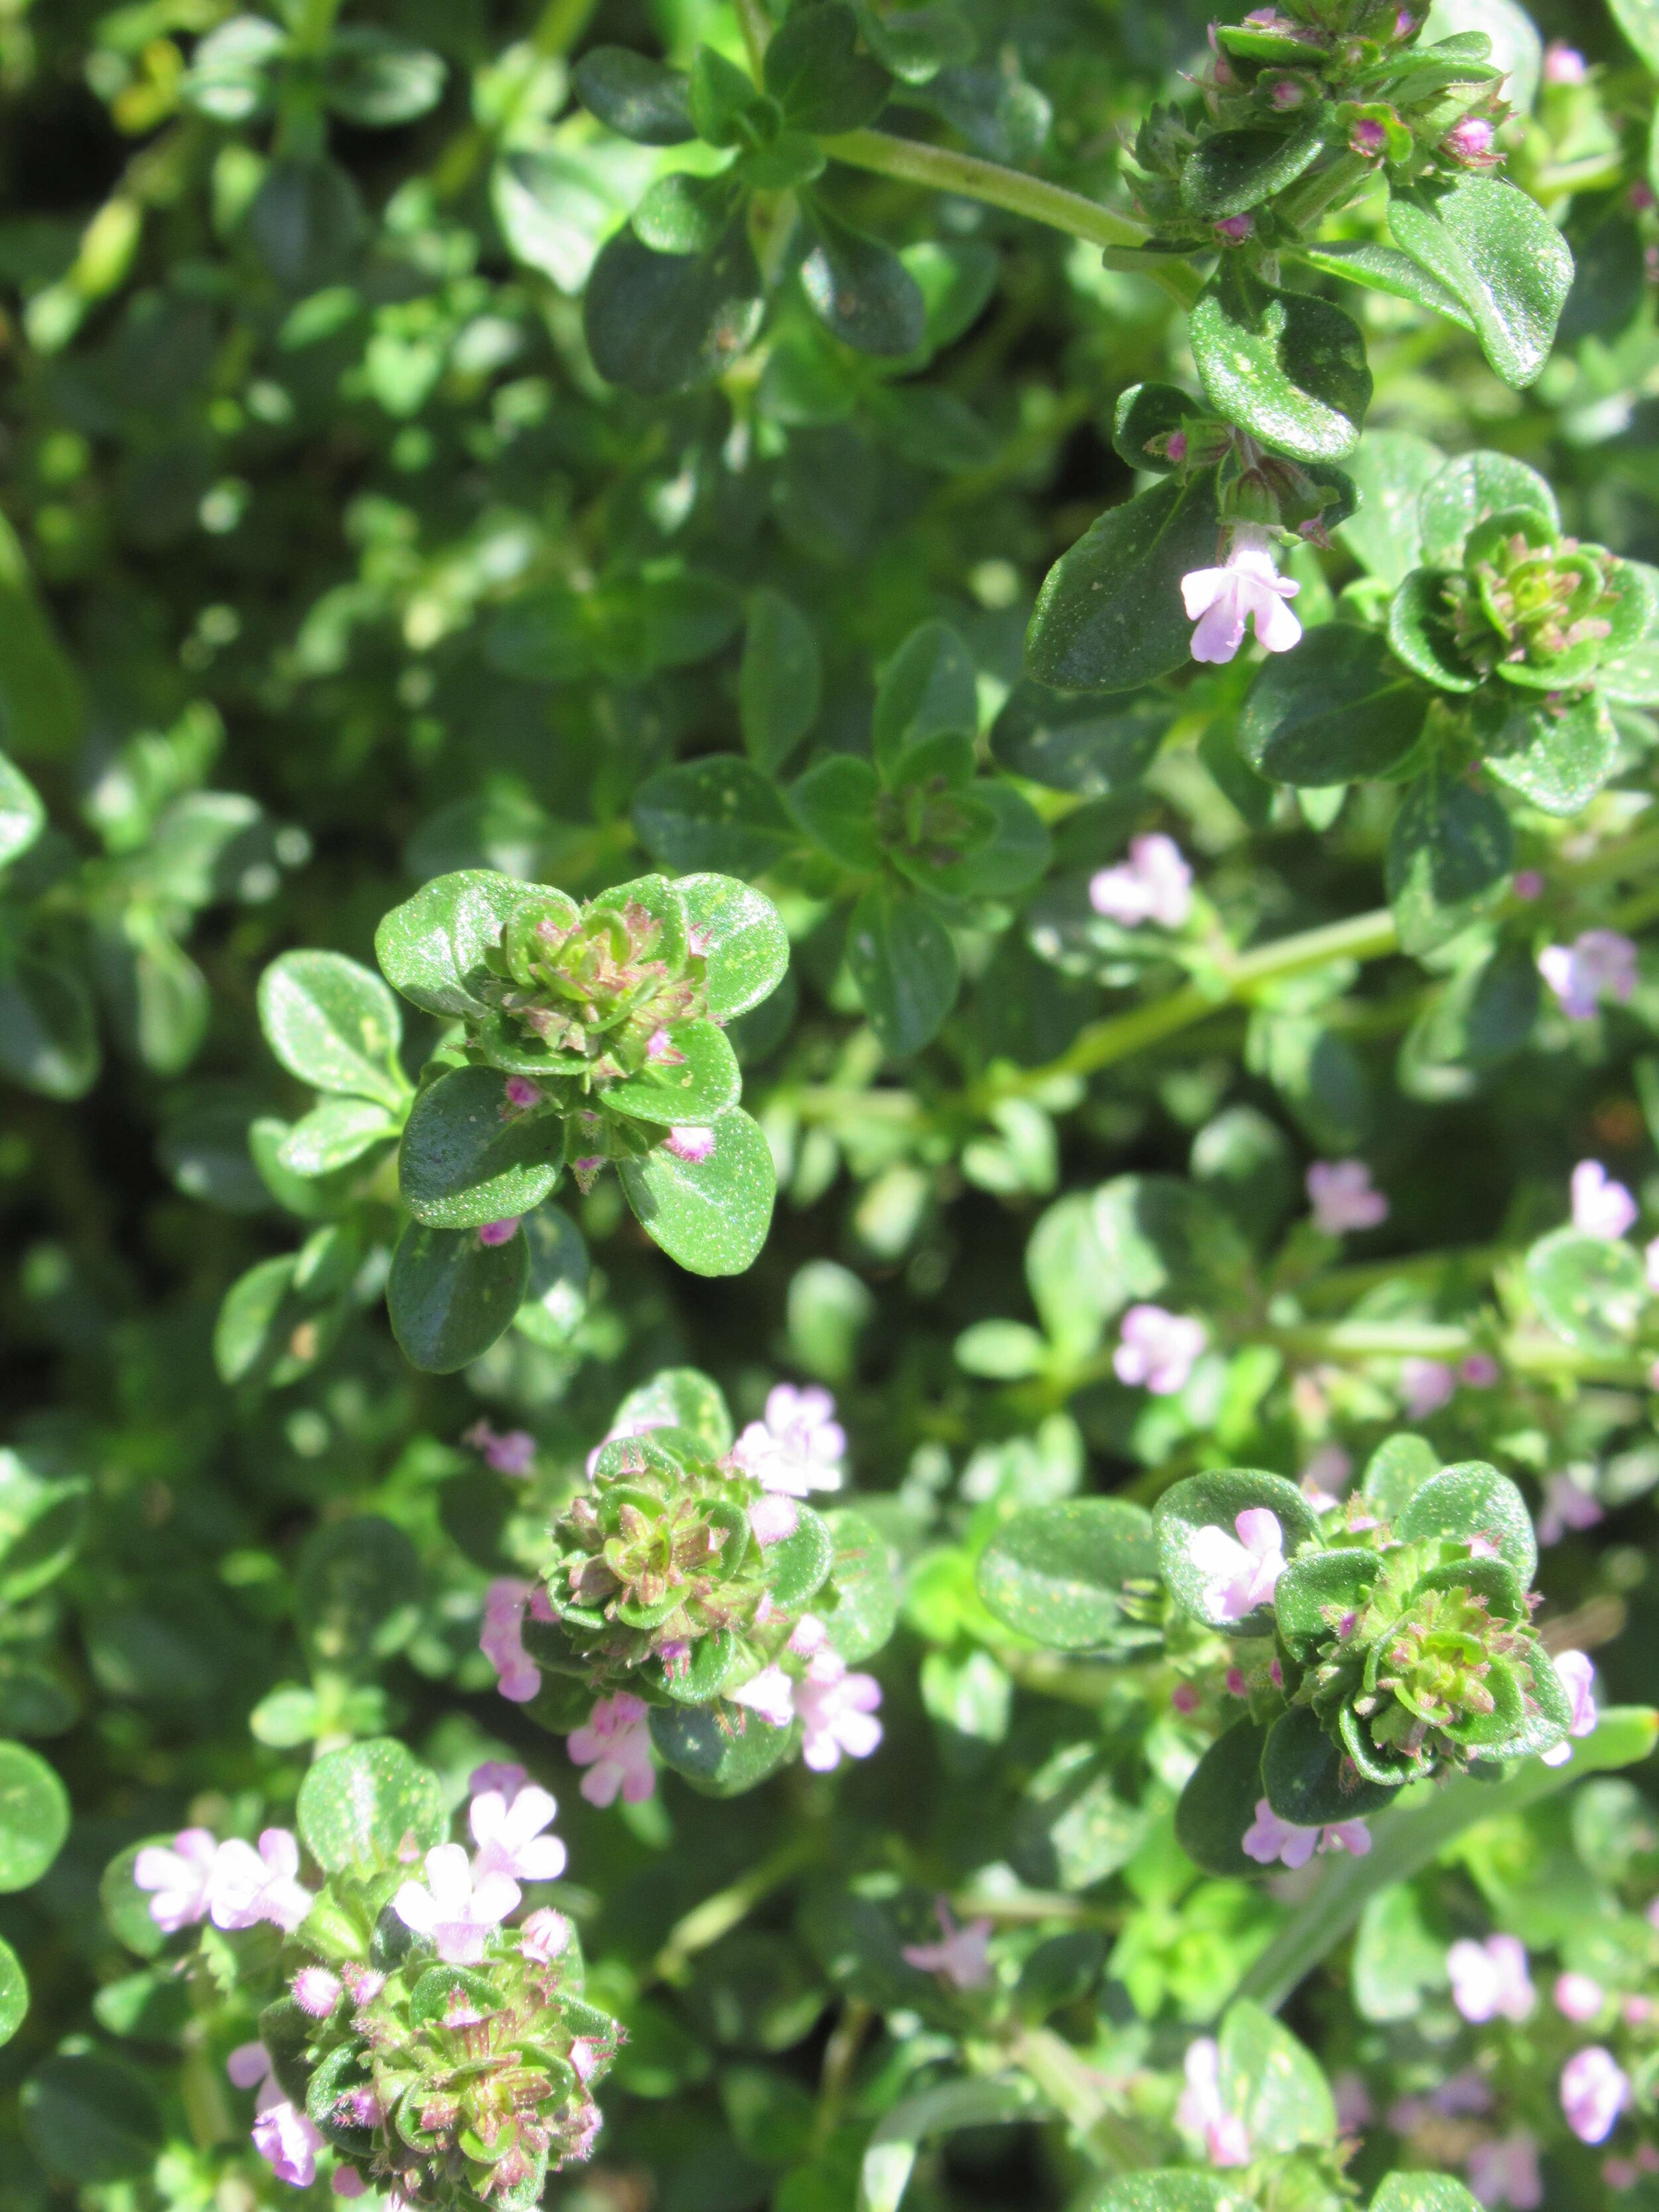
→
(1273, 149, 1370, 234)
(644, 1831, 820, 1986)
(1234, 1708, 1658, 2016)
(1009, 2024, 1151, 2170)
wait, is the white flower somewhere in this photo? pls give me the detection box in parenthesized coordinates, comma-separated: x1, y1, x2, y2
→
(208, 1828, 315, 1934)
(796, 1650, 883, 1771)
(902, 1901, 993, 1988)
(393, 1842, 520, 1965)
(1307, 1159, 1388, 1235)
(1088, 833, 1193, 928)
(1113, 1304, 1206, 1395)
(730, 1384, 845, 1497)
(1571, 1159, 1637, 1240)
(1175, 2037, 1252, 2165)
(1242, 1797, 1371, 1870)
(1400, 1358, 1455, 1418)
(520, 1907, 573, 1964)
(1538, 930, 1638, 1021)
(1541, 1648, 1598, 1766)
(1560, 2045, 1630, 2144)
(1448, 1934, 1535, 2023)
(728, 1664, 796, 1729)
(1189, 1508, 1285, 1621)
(133, 1827, 218, 1933)
(469, 1782, 566, 1883)
(567, 1692, 657, 1807)
(1181, 526, 1302, 664)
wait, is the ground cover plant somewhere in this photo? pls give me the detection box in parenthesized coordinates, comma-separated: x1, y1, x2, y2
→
(9, 0, 1659, 2208)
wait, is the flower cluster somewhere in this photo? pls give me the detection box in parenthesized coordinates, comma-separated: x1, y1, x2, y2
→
(136, 1825, 314, 1936)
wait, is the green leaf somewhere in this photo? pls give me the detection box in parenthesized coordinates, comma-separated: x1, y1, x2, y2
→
(649, 1702, 798, 1795)
(20, 2053, 163, 2184)
(873, 621, 979, 772)
(295, 1516, 419, 1675)
(0, 1743, 68, 1890)
(1362, 1431, 1440, 1519)
(0, 950, 99, 1098)
(296, 1737, 447, 1877)
(1526, 1225, 1648, 1355)
(1154, 1469, 1321, 1634)
(614, 1368, 735, 1457)
(1240, 623, 1425, 784)
(1610, 0, 1659, 70)
(398, 1065, 563, 1227)
(1386, 774, 1512, 956)
(975, 1499, 1159, 1652)
(762, 1504, 835, 1611)
(1014, 1745, 1148, 1892)
(1026, 471, 1222, 693)
(859, 2077, 1047, 2212)
(0, 1934, 25, 2045)
(846, 882, 959, 1055)
(1398, 1460, 1537, 1584)
(677, 874, 790, 1022)
(633, 756, 801, 876)
(573, 46, 695, 141)
(1388, 176, 1572, 389)
(1175, 1718, 1269, 1878)
(1369, 2178, 1484, 2212)
(741, 590, 822, 771)
(585, 218, 764, 396)
(1352, 1880, 1449, 2021)
(991, 686, 1165, 796)
(1478, 690, 1616, 816)
(800, 199, 926, 358)
(258, 949, 406, 1106)
(1093, 1173, 1250, 1307)
(1190, 265, 1371, 463)
(1262, 1705, 1400, 1826)
(1181, 121, 1325, 220)
(323, 29, 445, 125)
(1273, 1548, 1381, 1646)
(1218, 1997, 1336, 2152)
(1109, 382, 1196, 474)
(823, 1509, 899, 1662)
(374, 868, 532, 1020)
(1386, 569, 1480, 694)
(764, 3, 891, 131)
(275, 1094, 401, 1177)
(789, 755, 884, 869)
(249, 157, 366, 291)
(618, 1108, 776, 1275)
(0, 515, 84, 758)
(1086, 2181, 1238, 2212)
(1417, 450, 1557, 567)
(925, 783, 1052, 901)
(386, 1218, 530, 1372)
(1336, 432, 1446, 587)
(0, 1449, 87, 1605)
(0, 751, 44, 868)
(632, 171, 741, 256)
(607, 1018, 742, 1126)
(1294, 238, 1477, 336)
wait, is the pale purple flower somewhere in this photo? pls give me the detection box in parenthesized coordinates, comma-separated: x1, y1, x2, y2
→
(463, 1420, 537, 1476)
(1242, 1797, 1372, 1870)
(520, 1906, 572, 1964)
(480, 1576, 554, 1703)
(789, 1613, 829, 1657)
(796, 1649, 883, 1771)
(1401, 1358, 1455, 1418)
(1189, 1509, 1285, 1621)
(228, 2044, 325, 2191)
(1541, 1649, 1598, 1767)
(334, 2170, 368, 2199)
(1176, 2037, 1252, 2166)
(1571, 1160, 1638, 1240)
(749, 1493, 800, 1546)
(1469, 2130, 1544, 2210)
(1443, 115, 1499, 166)
(1393, 2071, 1495, 2130)
(1088, 833, 1194, 929)
(1538, 1471, 1603, 1546)
(291, 1966, 341, 2018)
(902, 1901, 993, 1988)
(1114, 1304, 1206, 1394)
(1647, 1238, 1659, 1293)
(1181, 526, 1301, 664)
(469, 1761, 528, 1802)
(1555, 1971, 1606, 2022)
(729, 1664, 795, 1729)
(478, 1217, 520, 1246)
(1307, 1159, 1389, 1235)
(567, 1692, 656, 1807)
(209, 1828, 315, 1934)
(393, 1842, 520, 1965)
(134, 1827, 219, 1933)
(1543, 42, 1587, 85)
(1538, 931, 1638, 1020)
(1333, 2071, 1374, 2132)
(730, 1384, 845, 1497)
(1448, 1934, 1535, 2023)
(1561, 2046, 1630, 2144)
(663, 1125, 717, 1163)
(470, 1782, 566, 1883)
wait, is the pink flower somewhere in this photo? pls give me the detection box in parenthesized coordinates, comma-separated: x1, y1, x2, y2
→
(749, 1493, 800, 1546)
(646, 1027, 684, 1065)
(730, 1384, 845, 1497)
(902, 1901, 993, 1988)
(1214, 214, 1254, 245)
(334, 2171, 368, 2199)
(1333, 2071, 1373, 2132)
(1541, 1649, 1598, 1766)
(1571, 1160, 1637, 1240)
(790, 1614, 829, 1657)
(1460, 1355, 1500, 1387)
(1088, 834, 1194, 928)
(1176, 2037, 1252, 2165)
(796, 1649, 883, 1771)
(663, 1124, 717, 1163)
(470, 1782, 566, 1883)
(520, 1906, 572, 1963)
(1301, 1445, 1352, 1507)
(478, 1217, 520, 1246)
(1266, 76, 1306, 111)
(1171, 1682, 1200, 1715)
(463, 1420, 537, 1475)
(1543, 41, 1587, 85)
(1538, 1472, 1603, 1546)
(1539, 931, 1638, 1020)
(567, 1693, 656, 1807)
(210, 1828, 315, 1934)
(1448, 1934, 1534, 2023)
(1114, 1304, 1206, 1394)
(228, 2043, 325, 2191)
(1350, 117, 1389, 157)
(1561, 2046, 1630, 2144)
(1443, 115, 1500, 167)
(134, 1827, 218, 1933)
(1242, 1797, 1371, 1870)
(393, 1843, 520, 1965)
(729, 1664, 795, 1729)
(480, 1576, 554, 1703)
(1555, 1971, 1606, 2022)
(1181, 527, 1301, 664)
(292, 1966, 341, 2018)
(504, 1076, 543, 1109)
(1401, 1358, 1455, 1418)
(1469, 2130, 1544, 2210)
(1307, 1159, 1388, 1234)
(1189, 1509, 1285, 1621)
(1647, 1238, 1659, 1293)
(1512, 869, 1544, 901)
